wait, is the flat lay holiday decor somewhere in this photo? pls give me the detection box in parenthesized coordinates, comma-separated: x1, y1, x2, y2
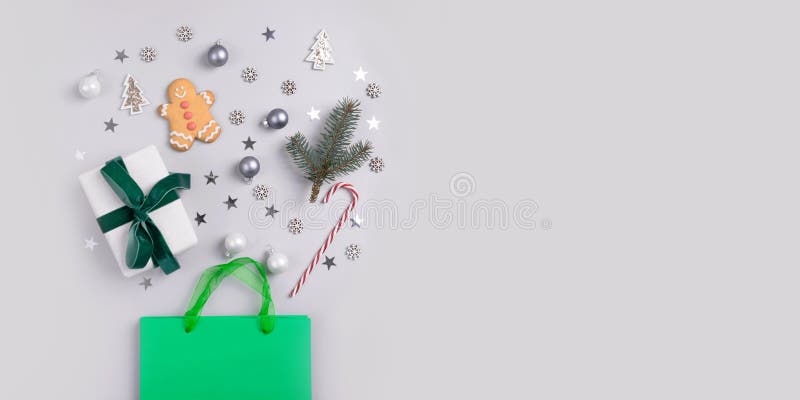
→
(7, 2, 789, 400)
(69, 11, 388, 398)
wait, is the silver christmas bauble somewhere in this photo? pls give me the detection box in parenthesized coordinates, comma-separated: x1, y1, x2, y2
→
(207, 41, 229, 67)
(77, 71, 102, 98)
(266, 252, 290, 274)
(223, 232, 247, 258)
(262, 108, 289, 129)
(238, 156, 260, 183)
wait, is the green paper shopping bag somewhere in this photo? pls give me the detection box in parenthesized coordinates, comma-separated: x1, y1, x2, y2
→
(140, 257, 311, 400)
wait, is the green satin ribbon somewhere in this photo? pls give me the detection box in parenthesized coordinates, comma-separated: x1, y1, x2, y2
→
(184, 257, 275, 334)
(96, 157, 190, 274)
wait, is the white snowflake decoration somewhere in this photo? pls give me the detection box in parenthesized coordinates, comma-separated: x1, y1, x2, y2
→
(369, 157, 385, 173)
(288, 218, 303, 234)
(229, 109, 245, 125)
(305, 29, 334, 70)
(176, 25, 193, 42)
(242, 67, 258, 83)
(140, 46, 157, 62)
(366, 82, 382, 99)
(345, 244, 362, 260)
(252, 184, 270, 200)
(281, 80, 296, 95)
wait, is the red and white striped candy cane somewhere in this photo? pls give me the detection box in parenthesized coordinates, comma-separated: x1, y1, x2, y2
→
(290, 182, 359, 297)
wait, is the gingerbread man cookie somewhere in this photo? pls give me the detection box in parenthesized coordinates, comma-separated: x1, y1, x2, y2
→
(158, 78, 221, 152)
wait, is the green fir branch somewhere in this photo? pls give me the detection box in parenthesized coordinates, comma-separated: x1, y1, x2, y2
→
(286, 133, 319, 180)
(285, 97, 373, 202)
(315, 98, 361, 168)
(326, 141, 374, 182)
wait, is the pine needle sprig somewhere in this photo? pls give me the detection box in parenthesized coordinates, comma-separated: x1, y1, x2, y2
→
(286, 98, 374, 202)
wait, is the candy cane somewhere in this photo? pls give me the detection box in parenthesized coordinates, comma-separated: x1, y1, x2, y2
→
(290, 182, 359, 297)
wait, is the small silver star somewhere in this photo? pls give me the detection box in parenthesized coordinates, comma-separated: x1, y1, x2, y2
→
(195, 212, 207, 226)
(114, 49, 129, 63)
(307, 107, 320, 120)
(242, 136, 256, 150)
(104, 118, 118, 133)
(262, 27, 276, 41)
(350, 213, 363, 228)
(353, 66, 368, 81)
(74, 149, 86, 160)
(204, 171, 218, 185)
(366, 116, 381, 131)
(224, 195, 238, 210)
(139, 277, 152, 290)
(265, 205, 279, 218)
(323, 256, 336, 270)
(84, 237, 98, 251)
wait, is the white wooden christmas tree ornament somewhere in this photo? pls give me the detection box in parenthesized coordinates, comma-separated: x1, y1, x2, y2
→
(305, 29, 334, 71)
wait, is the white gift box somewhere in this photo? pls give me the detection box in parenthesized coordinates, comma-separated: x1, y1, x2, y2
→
(79, 145, 197, 277)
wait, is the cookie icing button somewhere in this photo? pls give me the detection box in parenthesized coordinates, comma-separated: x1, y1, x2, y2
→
(187, 122, 197, 130)
(184, 112, 193, 120)
(180, 101, 190, 109)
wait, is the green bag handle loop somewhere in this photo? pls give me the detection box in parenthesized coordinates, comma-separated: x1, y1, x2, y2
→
(184, 257, 275, 334)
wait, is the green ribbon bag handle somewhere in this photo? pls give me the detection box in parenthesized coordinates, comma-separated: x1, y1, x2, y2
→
(184, 257, 276, 334)
(97, 157, 191, 274)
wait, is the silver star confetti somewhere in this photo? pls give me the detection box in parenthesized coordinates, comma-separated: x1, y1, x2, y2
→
(224, 195, 238, 210)
(323, 256, 336, 270)
(114, 49, 129, 63)
(242, 136, 256, 150)
(84, 237, 98, 251)
(139, 277, 152, 290)
(265, 205, 279, 218)
(350, 213, 363, 228)
(104, 118, 118, 133)
(307, 106, 320, 120)
(262, 26, 276, 42)
(367, 116, 381, 130)
(353, 66, 368, 81)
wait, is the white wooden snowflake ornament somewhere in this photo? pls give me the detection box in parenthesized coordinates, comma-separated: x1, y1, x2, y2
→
(252, 184, 270, 200)
(288, 218, 304, 234)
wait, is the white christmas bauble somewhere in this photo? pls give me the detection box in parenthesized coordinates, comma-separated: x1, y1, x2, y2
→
(78, 71, 102, 98)
(223, 232, 247, 258)
(266, 252, 290, 274)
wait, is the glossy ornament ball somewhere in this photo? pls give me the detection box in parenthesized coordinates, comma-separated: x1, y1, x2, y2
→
(223, 232, 247, 258)
(77, 71, 102, 98)
(266, 252, 290, 274)
(207, 41, 229, 67)
(238, 156, 260, 183)
(261, 108, 289, 129)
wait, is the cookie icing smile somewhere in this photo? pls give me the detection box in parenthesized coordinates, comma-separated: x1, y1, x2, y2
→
(174, 86, 187, 98)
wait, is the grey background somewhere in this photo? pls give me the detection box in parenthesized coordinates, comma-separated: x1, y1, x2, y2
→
(1, 0, 797, 398)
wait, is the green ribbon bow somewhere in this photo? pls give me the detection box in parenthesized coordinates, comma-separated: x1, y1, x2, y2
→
(95, 157, 191, 274)
(184, 257, 275, 334)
